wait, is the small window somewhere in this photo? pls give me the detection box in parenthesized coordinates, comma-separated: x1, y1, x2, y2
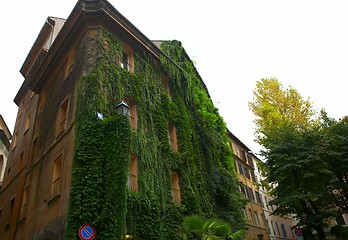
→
(276, 222, 281, 236)
(244, 167, 250, 179)
(237, 162, 244, 176)
(56, 98, 69, 135)
(255, 191, 263, 206)
(29, 138, 38, 165)
(239, 183, 247, 197)
(20, 186, 30, 219)
(25, 112, 31, 133)
(128, 154, 138, 192)
(12, 132, 18, 150)
(124, 98, 138, 131)
(171, 171, 181, 204)
(120, 45, 134, 73)
(281, 224, 287, 237)
(0, 155, 4, 179)
(254, 211, 260, 225)
(5, 167, 11, 186)
(248, 187, 255, 202)
(161, 73, 170, 96)
(17, 151, 24, 172)
(37, 92, 46, 116)
(65, 48, 75, 78)
(248, 208, 254, 224)
(168, 122, 178, 151)
(51, 155, 62, 197)
(10, 196, 16, 214)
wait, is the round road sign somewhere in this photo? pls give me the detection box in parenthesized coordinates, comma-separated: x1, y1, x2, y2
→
(78, 224, 96, 240)
(294, 227, 303, 237)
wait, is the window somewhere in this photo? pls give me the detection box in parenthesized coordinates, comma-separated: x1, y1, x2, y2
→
(124, 98, 138, 131)
(235, 147, 239, 157)
(120, 45, 134, 73)
(12, 131, 18, 150)
(25, 112, 31, 133)
(248, 187, 255, 202)
(255, 191, 263, 206)
(20, 186, 30, 219)
(29, 138, 38, 165)
(168, 122, 178, 151)
(237, 162, 244, 176)
(56, 98, 69, 135)
(271, 221, 276, 235)
(254, 211, 260, 225)
(0, 155, 4, 179)
(10, 196, 15, 215)
(239, 183, 247, 197)
(251, 171, 257, 183)
(17, 151, 24, 172)
(37, 92, 46, 116)
(51, 155, 62, 197)
(128, 154, 138, 192)
(171, 171, 181, 204)
(248, 208, 254, 224)
(5, 167, 11, 186)
(260, 213, 266, 227)
(276, 222, 281, 236)
(281, 224, 287, 237)
(161, 73, 170, 96)
(65, 48, 75, 78)
(241, 150, 247, 162)
(244, 167, 250, 179)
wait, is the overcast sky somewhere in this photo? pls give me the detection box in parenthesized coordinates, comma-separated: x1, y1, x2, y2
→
(1, 0, 348, 153)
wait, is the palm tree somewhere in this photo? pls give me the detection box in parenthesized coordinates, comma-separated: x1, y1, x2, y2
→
(181, 215, 245, 240)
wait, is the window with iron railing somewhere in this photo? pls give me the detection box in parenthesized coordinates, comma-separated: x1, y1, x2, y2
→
(171, 171, 181, 204)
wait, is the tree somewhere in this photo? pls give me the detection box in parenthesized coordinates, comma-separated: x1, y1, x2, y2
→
(248, 78, 346, 240)
(248, 78, 315, 145)
(261, 124, 338, 240)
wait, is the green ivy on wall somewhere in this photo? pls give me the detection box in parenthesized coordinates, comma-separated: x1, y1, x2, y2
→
(65, 29, 245, 240)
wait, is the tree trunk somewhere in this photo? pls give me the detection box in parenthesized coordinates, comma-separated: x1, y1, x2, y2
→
(316, 227, 326, 240)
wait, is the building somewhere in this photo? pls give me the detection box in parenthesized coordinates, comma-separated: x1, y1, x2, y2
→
(0, 115, 12, 188)
(0, 0, 245, 239)
(228, 132, 270, 240)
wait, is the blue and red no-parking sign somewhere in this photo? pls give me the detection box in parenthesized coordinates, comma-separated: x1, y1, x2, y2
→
(294, 227, 303, 237)
(78, 224, 96, 240)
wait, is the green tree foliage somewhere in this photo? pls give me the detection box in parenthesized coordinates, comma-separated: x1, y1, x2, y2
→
(248, 78, 315, 145)
(181, 215, 246, 240)
(249, 78, 348, 240)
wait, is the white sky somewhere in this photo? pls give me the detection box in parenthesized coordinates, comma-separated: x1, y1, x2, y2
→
(1, 0, 348, 153)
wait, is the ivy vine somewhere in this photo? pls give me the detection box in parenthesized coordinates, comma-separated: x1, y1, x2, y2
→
(65, 30, 245, 240)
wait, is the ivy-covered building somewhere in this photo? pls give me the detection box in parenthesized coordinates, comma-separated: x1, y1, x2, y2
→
(0, 0, 246, 239)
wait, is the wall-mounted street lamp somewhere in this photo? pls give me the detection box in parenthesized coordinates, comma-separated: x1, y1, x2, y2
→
(116, 101, 130, 118)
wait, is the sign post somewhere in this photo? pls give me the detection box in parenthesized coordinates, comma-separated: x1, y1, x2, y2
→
(78, 224, 96, 240)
